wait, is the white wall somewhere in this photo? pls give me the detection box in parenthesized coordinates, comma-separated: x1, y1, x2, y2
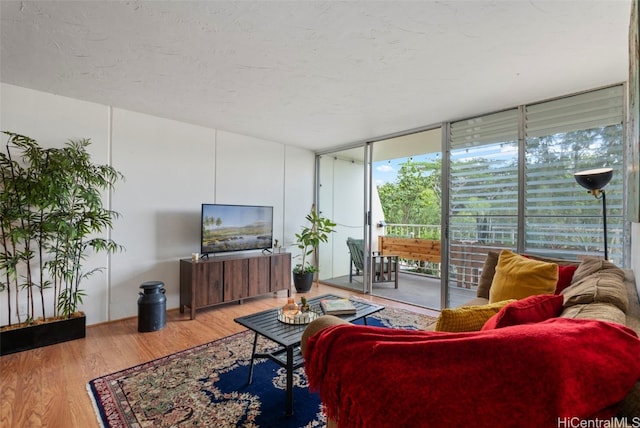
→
(215, 130, 286, 244)
(109, 109, 217, 321)
(283, 145, 316, 266)
(0, 83, 315, 326)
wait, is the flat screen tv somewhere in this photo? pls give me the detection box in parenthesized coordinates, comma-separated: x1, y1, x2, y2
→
(200, 204, 273, 255)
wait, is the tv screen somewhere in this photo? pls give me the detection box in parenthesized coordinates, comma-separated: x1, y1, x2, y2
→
(201, 204, 273, 255)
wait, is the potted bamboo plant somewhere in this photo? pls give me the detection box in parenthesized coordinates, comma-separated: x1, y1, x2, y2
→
(292, 204, 336, 292)
(0, 132, 124, 355)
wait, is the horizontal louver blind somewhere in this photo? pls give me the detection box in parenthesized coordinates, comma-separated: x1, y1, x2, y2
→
(447, 109, 519, 293)
(450, 109, 519, 149)
(526, 86, 624, 137)
(450, 109, 519, 218)
(524, 85, 624, 260)
(446, 85, 625, 298)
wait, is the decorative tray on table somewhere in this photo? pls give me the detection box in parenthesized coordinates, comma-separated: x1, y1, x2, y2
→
(277, 307, 321, 325)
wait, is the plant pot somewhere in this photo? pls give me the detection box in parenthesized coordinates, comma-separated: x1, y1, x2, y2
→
(0, 314, 86, 356)
(293, 272, 314, 293)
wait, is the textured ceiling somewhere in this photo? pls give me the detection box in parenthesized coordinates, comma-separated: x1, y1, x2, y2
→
(0, 1, 632, 151)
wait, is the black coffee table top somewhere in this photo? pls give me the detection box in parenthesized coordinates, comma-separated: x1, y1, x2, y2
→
(234, 294, 384, 348)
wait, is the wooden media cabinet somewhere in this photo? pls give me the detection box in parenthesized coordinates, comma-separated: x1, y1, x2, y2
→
(180, 252, 291, 319)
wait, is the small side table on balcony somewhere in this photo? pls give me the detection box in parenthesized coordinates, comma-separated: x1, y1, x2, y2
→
(372, 253, 399, 288)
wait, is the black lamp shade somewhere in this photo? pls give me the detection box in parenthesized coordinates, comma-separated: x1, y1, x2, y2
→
(574, 167, 613, 191)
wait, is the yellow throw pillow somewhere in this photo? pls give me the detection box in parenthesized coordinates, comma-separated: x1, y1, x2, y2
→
(488, 250, 558, 303)
(435, 300, 516, 332)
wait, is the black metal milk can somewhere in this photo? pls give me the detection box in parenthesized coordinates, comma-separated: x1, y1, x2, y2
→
(138, 281, 166, 332)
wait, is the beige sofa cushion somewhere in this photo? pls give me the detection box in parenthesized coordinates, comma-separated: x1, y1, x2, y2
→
(560, 303, 626, 325)
(463, 297, 490, 306)
(562, 258, 627, 313)
(477, 251, 500, 299)
(624, 270, 640, 334)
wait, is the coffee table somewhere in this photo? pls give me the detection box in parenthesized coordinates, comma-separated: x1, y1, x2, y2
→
(233, 294, 384, 416)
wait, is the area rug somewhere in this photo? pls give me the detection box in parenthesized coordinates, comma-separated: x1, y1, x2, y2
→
(87, 307, 436, 428)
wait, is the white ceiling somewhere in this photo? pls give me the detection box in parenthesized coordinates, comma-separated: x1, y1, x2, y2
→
(0, 1, 632, 152)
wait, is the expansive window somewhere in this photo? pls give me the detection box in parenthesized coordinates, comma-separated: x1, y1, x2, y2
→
(447, 85, 625, 299)
(448, 109, 519, 291)
(524, 85, 624, 260)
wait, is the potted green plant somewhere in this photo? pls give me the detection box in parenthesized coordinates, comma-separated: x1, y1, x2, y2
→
(0, 132, 124, 354)
(299, 296, 310, 312)
(292, 204, 336, 292)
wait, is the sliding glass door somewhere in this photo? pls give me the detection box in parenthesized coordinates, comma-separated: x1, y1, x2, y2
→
(317, 128, 444, 310)
(369, 129, 443, 309)
(317, 146, 368, 294)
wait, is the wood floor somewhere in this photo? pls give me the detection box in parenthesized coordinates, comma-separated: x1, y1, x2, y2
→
(0, 283, 438, 427)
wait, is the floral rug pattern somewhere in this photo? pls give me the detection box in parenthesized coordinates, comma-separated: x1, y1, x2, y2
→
(88, 307, 436, 427)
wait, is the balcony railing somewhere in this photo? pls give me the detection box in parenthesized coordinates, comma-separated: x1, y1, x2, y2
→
(382, 224, 442, 278)
(382, 223, 508, 290)
(383, 221, 604, 292)
(384, 223, 440, 239)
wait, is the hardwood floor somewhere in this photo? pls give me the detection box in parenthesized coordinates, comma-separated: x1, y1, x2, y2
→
(0, 283, 438, 427)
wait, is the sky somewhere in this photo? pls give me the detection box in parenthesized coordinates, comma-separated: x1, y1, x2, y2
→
(373, 152, 441, 186)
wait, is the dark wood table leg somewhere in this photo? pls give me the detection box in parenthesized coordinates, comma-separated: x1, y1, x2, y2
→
(247, 332, 259, 384)
(286, 346, 294, 416)
(393, 256, 399, 289)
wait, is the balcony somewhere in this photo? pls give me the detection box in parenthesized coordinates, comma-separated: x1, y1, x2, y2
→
(325, 222, 595, 309)
(323, 223, 504, 309)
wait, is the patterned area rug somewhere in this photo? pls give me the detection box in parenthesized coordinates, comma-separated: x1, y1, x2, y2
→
(87, 307, 436, 427)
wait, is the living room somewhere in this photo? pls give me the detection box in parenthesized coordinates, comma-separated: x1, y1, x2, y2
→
(2, 0, 638, 327)
(1, 1, 640, 426)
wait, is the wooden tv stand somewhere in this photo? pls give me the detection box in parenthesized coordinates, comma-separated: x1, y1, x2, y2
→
(179, 252, 291, 319)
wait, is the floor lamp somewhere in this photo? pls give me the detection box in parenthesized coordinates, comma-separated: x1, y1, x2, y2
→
(573, 167, 613, 260)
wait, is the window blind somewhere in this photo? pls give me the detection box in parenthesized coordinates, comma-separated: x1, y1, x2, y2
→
(448, 110, 520, 290)
(524, 86, 624, 259)
(446, 85, 625, 296)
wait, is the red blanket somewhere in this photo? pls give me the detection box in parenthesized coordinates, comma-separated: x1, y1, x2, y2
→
(304, 318, 640, 428)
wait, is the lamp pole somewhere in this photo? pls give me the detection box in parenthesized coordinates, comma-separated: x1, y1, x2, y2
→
(601, 190, 608, 260)
(574, 167, 613, 261)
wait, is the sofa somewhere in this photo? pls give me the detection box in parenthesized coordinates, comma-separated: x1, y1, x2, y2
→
(301, 251, 640, 428)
